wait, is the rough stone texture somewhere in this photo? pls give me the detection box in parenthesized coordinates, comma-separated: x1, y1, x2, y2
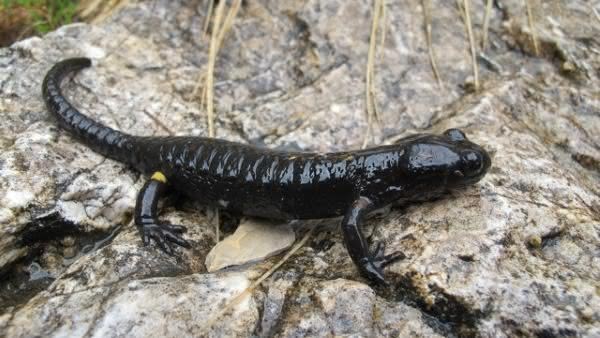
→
(4, 272, 258, 337)
(205, 219, 295, 272)
(1, 0, 599, 337)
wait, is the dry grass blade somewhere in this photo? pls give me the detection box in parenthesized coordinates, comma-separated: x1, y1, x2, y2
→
(78, 0, 104, 19)
(201, 226, 316, 332)
(455, 0, 467, 24)
(94, 0, 127, 23)
(524, 0, 540, 56)
(78, 0, 143, 62)
(203, 0, 227, 241)
(198, 0, 242, 241)
(142, 96, 175, 136)
(422, 0, 443, 88)
(204, 0, 227, 138)
(202, 0, 215, 37)
(216, 0, 243, 52)
(594, 6, 600, 24)
(201, 0, 242, 138)
(378, 3, 387, 62)
(214, 208, 220, 243)
(462, 0, 479, 91)
(78, 0, 129, 23)
(481, 0, 493, 49)
(362, 0, 385, 149)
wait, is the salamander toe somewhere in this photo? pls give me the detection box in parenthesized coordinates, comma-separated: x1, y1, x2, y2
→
(359, 245, 406, 284)
(374, 248, 406, 268)
(360, 259, 388, 285)
(140, 223, 191, 255)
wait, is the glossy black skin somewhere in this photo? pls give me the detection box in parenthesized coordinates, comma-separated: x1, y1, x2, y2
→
(43, 58, 492, 284)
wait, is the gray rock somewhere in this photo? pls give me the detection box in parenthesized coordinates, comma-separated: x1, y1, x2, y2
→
(1, 0, 599, 337)
(5, 271, 259, 337)
(259, 275, 445, 337)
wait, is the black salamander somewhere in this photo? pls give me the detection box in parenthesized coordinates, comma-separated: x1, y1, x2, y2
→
(42, 58, 492, 284)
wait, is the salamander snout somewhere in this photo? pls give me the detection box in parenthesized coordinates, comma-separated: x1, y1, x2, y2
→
(462, 150, 481, 173)
(453, 147, 491, 184)
(442, 128, 491, 182)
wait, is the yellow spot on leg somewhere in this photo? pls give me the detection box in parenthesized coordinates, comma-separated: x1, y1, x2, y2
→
(151, 171, 167, 183)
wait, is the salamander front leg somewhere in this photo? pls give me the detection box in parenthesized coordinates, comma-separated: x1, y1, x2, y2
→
(341, 197, 405, 284)
(135, 172, 191, 255)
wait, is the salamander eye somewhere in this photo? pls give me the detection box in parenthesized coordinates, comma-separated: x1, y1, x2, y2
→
(444, 128, 467, 141)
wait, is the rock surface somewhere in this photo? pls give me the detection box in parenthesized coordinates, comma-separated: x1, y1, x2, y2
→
(1, 0, 599, 337)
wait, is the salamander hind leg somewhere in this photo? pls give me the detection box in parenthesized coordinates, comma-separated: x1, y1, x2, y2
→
(135, 172, 191, 255)
(341, 197, 405, 284)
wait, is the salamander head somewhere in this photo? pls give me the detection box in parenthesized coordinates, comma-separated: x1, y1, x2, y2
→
(443, 128, 491, 186)
(361, 128, 490, 206)
(402, 128, 492, 189)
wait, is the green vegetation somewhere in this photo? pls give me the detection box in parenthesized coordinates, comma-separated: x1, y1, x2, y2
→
(0, 0, 79, 34)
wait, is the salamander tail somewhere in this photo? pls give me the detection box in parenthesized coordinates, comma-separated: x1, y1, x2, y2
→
(42, 58, 135, 164)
